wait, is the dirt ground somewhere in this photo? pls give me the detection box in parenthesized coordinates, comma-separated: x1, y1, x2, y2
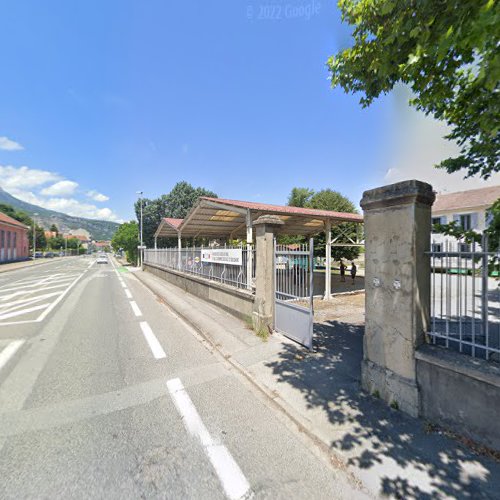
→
(297, 292, 365, 324)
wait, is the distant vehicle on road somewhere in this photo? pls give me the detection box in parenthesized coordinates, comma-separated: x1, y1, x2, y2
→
(59, 251, 65, 257)
(44, 252, 55, 258)
(96, 253, 108, 264)
(34, 252, 43, 258)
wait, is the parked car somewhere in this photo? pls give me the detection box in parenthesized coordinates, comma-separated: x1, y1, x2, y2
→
(34, 251, 44, 258)
(44, 252, 54, 258)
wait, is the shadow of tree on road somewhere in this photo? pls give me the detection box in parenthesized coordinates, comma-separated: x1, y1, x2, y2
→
(265, 320, 499, 499)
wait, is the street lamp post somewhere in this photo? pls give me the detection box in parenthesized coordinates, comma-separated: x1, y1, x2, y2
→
(137, 191, 144, 267)
(32, 212, 38, 259)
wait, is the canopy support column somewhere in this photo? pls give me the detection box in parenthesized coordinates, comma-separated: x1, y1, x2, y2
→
(324, 220, 332, 300)
(246, 210, 253, 290)
(154, 236, 157, 249)
(177, 232, 182, 270)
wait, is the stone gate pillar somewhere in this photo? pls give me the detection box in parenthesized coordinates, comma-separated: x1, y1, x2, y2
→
(252, 215, 284, 331)
(360, 180, 435, 417)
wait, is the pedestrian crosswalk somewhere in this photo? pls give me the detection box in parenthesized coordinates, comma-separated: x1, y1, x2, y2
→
(0, 260, 94, 325)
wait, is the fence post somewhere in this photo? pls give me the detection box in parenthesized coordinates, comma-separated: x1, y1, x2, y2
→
(360, 180, 435, 417)
(252, 215, 284, 331)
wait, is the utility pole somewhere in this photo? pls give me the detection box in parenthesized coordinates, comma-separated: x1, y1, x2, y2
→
(32, 212, 38, 259)
(137, 191, 144, 267)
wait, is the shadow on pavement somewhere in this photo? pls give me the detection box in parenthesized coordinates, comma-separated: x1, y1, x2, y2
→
(265, 320, 499, 499)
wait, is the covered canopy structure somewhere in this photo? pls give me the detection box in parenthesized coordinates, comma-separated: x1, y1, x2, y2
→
(154, 197, 362, 239)
(153, 197, 363, 299)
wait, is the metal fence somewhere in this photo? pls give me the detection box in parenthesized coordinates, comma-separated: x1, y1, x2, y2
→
(144, 246, 256, 291)
(275, 243, 313, 301)
(427, 234, 500, 362)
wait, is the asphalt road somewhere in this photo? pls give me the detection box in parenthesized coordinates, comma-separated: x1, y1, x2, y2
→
(0, 256, 356, 499)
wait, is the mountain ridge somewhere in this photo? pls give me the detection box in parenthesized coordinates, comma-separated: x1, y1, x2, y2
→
(0, 187, 120, 240)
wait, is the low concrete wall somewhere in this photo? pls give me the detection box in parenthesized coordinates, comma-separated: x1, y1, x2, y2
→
(144, 263, 254, 321)
(416, 344, 500, 451)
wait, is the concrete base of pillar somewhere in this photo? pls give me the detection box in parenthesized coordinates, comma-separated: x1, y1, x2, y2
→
(252, 311, 273, 332)
(361, 359, 419, 418)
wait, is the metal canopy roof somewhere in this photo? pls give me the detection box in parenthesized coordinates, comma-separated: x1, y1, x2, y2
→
(154, 197, 363, 239)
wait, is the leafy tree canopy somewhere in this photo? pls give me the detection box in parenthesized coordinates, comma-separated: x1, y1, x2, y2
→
(328, 0, 499, 179)
(111, 221, 139, 264)
(288, 187, 315, 208)
(283, 187, 361, 260)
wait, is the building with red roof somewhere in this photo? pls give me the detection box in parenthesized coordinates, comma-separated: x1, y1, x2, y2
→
(0, 210, 30, 263)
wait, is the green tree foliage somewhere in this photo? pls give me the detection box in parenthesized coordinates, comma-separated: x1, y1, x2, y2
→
(287, 187, 314, 207)
(111, 221, 139, 264)
(49, 224, 59, 234)
(134, 181, 217, 248)
(282, 188, 361, 260)
(328, 0, 499, 179)
(487, 198, 500, 250)
(47, 236, 65, 250)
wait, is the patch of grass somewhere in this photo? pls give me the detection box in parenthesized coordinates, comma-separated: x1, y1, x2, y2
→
(390, 400, 399, 410)
(372, 389, 380, 398)
(243, 315, 254, 330)
(256, 325, 270, 342)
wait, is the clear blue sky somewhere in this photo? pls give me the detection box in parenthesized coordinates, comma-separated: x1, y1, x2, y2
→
(0, 0, 405, 222)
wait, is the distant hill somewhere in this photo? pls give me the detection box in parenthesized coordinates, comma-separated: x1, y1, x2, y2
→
(0, 187, 120, 240)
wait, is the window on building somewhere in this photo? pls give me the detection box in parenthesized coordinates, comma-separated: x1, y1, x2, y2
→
(460, 214, 472, 230)
(431, 217, 443, 233)
(453, 213, 479, 231)
(459, 243, 471, 254)
(0, 230, 4, 249)
(13, 232, 17, 248)
(6, 231, 11, 249)
(431, 243, 442, 253)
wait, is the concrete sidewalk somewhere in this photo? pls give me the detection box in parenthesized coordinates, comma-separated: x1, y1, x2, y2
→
(135, 268, 500, 499)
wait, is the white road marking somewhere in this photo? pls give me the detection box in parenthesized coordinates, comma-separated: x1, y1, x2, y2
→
(130, 301, 142, 317)
(139, 322, 166, 359)
(0, 304, 49, 321)
(121, 281, 127, 289)
(167, 378, 252, 500)
(124, 289, 132, 299)
(36, 262, 96, 322)
(0, 276, 65, 294)
(0, 340, 25, 374)
(0, 292, 62, 315)
(0, 283, 73, 302)
(0, 260, 96, 326)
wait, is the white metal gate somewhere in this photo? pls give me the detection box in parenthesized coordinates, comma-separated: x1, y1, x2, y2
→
(274, 238, 314, 349)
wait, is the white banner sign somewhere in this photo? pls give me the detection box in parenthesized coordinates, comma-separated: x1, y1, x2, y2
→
(201, 248, 242, 266)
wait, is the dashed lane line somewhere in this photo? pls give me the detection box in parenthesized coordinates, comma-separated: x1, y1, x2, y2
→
(167, 378, 252, 500)
(130, 301, 142, 317)
(139, 321, 166, 359)
(125, 289, 132, 299)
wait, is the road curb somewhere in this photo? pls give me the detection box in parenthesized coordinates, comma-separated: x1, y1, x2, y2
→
(134, 270, 369, 496)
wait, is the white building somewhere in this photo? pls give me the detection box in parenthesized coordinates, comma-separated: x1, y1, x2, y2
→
(431, 185, 500, 252)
